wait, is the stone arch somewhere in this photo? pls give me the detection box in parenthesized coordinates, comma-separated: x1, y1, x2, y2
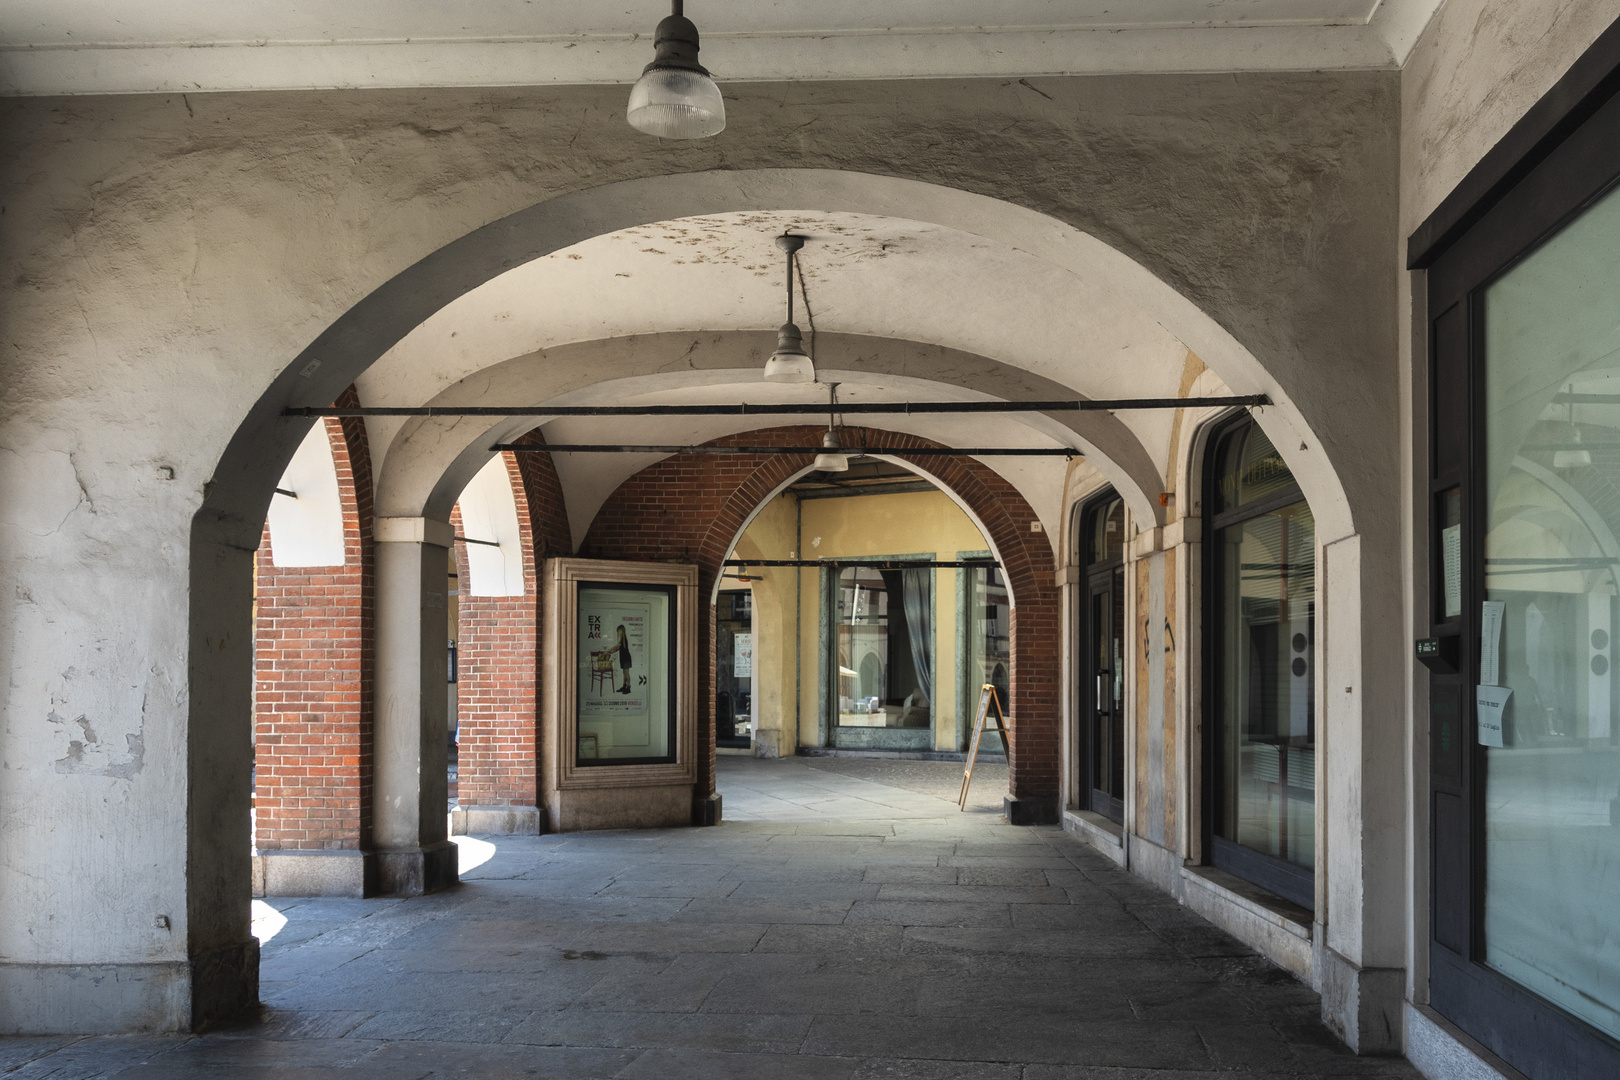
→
(200, 168, 1354, 557)
(181, 167, 1367, 1007)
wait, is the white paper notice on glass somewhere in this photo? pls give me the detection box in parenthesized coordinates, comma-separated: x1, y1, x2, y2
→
(1479, 600, 1506, 685)
(1442, 524, 1462, 618)
(1476, 684, 1511, 747)
(733, 633, 752, 678)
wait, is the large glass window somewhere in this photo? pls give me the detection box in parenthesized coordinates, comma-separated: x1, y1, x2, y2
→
(717, 590, 752, 748)
(835, 566, 933, 728)
(576, 583, 676, 764)
(1208, 420, 1316, 909)
(1480, 182, 1620, 1041)
(966, 564, 1010, 752)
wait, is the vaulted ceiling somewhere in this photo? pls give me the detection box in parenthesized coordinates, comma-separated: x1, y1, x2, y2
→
(0, 0, 1445, 95)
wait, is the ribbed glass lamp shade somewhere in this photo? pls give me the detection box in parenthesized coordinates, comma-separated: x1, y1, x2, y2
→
(813, 429, 849, 472)
(627, 68, 726, 139)
(762, 322, 815, 383)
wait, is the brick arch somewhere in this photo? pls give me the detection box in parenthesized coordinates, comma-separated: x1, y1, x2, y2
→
(580, 426, 1059, 817)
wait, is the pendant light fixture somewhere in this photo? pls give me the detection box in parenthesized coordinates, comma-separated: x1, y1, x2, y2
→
(763, 233, 816, 384)
(813, 383, 850, 472)
(626, 1, 726, 139)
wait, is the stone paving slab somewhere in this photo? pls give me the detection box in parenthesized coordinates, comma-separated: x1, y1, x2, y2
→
(1, 756, 1421, 1079)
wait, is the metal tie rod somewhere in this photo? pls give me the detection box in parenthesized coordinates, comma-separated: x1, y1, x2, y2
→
(284, 395, 1268, 418)
(725, 559, 998, 569)
(493, 443, 1081, 457)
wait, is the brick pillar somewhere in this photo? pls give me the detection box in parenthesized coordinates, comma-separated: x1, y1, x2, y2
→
(451, 439, 570, 835)
(253, 408, 376, 896)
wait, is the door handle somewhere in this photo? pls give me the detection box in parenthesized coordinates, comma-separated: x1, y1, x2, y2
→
(1097, 672, 1110, 713)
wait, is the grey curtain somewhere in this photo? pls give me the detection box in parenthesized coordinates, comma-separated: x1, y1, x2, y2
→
(901, 567, 933, 702)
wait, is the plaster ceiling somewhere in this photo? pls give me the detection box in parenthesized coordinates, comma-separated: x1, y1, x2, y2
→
(354, 209, 1230, 544)
(0, 0, 1445, 95)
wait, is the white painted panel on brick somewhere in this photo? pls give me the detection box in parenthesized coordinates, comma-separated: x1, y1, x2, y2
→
(457, 456, 524, 597)
(267, 422, 345, 568)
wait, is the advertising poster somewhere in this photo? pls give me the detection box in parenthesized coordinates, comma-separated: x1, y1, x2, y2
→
(577, 586, 671, 761)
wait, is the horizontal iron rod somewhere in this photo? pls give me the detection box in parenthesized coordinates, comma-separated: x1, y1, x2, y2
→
(493, 444, 1079, 457)
(455, 535, 500, 548)
(284, 395, 1268, 418)
(724, 559, 999, 569)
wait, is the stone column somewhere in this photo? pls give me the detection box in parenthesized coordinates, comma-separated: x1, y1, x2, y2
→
(1315, 531, 1407, 1055)
(373, 517, 458, 895)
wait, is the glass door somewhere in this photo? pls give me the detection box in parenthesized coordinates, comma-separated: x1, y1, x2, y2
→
(1079, 491, 1126, 823)
(1423, 72, 1620, 1077)
(1086, 569, 1125, 821)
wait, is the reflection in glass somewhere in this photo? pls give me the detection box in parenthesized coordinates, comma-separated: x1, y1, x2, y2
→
(1481, 183, 1620, 1039)
(1215, 501, 1317, 874)
(717, 590, 752, 746)
(836, 567, 932, 728)
(969, 566, 1011, 752)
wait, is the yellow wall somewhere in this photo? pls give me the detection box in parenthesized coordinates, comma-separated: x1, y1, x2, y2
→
(733, 486, 991, 755)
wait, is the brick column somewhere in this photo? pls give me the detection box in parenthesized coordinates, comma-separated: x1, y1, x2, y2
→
(450, 438, 571, 835)
(253, 410, 376, 896)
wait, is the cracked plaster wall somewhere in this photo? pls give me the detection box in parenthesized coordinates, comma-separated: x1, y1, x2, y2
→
(0, 72, 1398, 998)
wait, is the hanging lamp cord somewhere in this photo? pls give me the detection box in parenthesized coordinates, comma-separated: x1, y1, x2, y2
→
(785, 241, 795, 326)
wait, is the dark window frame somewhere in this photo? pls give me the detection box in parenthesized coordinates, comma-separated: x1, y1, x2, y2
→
(1077, 489, 1126, 823)
(1201, 412, 1315, 911)
(1417, 20, 1620, 1078)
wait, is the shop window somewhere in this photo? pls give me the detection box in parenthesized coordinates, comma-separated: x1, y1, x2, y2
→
(1078, 491, 1126, 822)
(1479, 183, 1620, 1043)
(717, 590, 753, 748)
(1205, 417, 1316, 909)
(961, 559, 1010, 753)
(832, 565, 933, 730)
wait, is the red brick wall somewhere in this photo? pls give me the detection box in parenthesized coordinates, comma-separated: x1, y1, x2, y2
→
(452, 432, 571, 810)
(579, 426, 1060, 803)
(253, 399, 374, 850)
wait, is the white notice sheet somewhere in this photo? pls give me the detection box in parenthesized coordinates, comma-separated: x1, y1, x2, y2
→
(1479, 600, 1505, 686)
(1476, 684, 1511, 747)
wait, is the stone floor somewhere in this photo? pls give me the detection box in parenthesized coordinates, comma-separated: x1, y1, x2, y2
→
(3, 757, 1422, 1079)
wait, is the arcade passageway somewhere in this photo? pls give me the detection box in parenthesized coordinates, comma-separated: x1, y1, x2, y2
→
(2, 758, 1420, 1078)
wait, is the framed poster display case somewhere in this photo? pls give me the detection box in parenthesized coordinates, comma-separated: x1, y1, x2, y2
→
(543, 558, 699, 831)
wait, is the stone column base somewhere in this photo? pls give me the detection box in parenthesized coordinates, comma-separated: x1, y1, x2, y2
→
(0, 938, 258, 1035)
(693, 792, 722, 826)
(254, 850, 375, 898)
(375, 840, 460, 896)
(1315, 940, 1403, 1055)
(450, 805, 546, 836)
(1003, 793, 1059, 825)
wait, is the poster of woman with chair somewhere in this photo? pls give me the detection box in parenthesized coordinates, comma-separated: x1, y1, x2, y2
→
(576, 585, 673, 762)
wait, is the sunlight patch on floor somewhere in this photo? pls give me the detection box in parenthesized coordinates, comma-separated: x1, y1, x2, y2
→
(250, 899, 287, 944)
(451, 834, 496, 873)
